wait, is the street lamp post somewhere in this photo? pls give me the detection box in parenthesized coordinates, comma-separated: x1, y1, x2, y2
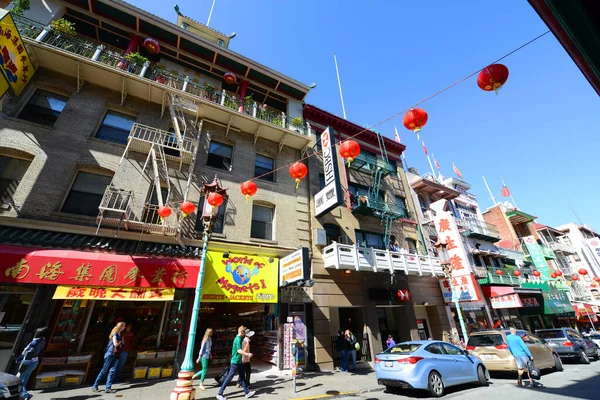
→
(171, 176, 226, 400)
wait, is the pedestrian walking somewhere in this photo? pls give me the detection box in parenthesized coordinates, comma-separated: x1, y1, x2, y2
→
(506, 327, 534, 387)
(93, 322, 125, 394)
(238, 329, 254, 388)
(194, 328, 213, 390)
(16, 327, 48, 400)
(216, 326, 255, 400)
(116, 323, 134, 379)
(386, 335, 396, 350)
(345, 329, 358, 372)
(335, 330, 347, 371)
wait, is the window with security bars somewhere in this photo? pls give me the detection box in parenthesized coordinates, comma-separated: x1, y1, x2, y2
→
(251, 204, 274, 240)
(0, 156, 31, 206)
(19, 90, 68, 126)
(62, 172, 112, 216)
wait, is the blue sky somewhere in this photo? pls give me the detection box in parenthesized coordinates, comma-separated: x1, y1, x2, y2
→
(133, 0, 600, 230)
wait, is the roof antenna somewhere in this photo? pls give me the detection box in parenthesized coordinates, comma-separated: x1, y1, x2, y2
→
(174, 4, 182, 16)
(207, 0, 217, 26)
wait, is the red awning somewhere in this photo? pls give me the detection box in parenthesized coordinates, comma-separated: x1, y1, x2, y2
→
(0, 245, 198, 288)
(482, 286, 516, 298)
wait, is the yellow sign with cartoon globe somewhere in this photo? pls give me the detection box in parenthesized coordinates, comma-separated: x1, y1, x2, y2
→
(201, 252, 278, 303)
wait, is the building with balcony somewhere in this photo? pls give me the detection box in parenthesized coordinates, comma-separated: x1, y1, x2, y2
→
(303, 105, 449, 370)
(0, 0, 316, 380)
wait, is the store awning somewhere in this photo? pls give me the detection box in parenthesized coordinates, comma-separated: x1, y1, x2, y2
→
(573, 302, 599, 322)
(542, 289, 575, 316)
(483, 286, 516, 298)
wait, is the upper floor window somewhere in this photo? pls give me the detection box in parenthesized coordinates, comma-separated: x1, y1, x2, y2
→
(62, 171, 112, 216)
(207, 142, 233, 171)
(19, 89, 68, 126)
(255, 154, 275, 182)
(195, 197, 227, 234)
(395, 196, 408, 218)
(324, 223, 341, 246)
(355, 230, 384, 249)
(0, 156, 31, 205)
(181, 22, 190, 30)
(95, 111, 136, 145)
(217, 39, 225, 47)
(251, 204, 274, 240)
(406, 238, 418, 254)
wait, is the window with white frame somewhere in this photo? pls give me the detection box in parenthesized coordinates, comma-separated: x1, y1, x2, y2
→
(251, 204, 274, 240)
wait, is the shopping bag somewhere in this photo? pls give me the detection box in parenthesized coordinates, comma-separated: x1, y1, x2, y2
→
(527, 360, 541, 380)
(214, 367, 230, 385)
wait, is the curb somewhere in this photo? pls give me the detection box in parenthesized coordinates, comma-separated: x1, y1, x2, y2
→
(289, 386, 384, 400)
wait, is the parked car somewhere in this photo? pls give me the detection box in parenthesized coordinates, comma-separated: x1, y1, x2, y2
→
(466, 329, 562, 373)
(585, 332, 600, 348)
(536, 328, 598, 363)
(375, 340, 489, 397)
(0, 372, 22, 400)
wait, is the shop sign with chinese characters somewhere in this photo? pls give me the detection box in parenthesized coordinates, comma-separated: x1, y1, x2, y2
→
(202, 251, 278, 303)
(521, 297, 540, 308)
(438, 274, 482, 303)
(522, 236, 550, 279)
(0, 245, 198, 288)
(432, 207, 471, 277)
(586, 238, 600, 267)
(490, 294, 523, 309)
(53, 286, 175, 301)
(0, 9, 37, 96)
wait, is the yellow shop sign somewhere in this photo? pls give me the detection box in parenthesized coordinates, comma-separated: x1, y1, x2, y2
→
(0, 9, 37, 96)
(202, 252, 278, 303)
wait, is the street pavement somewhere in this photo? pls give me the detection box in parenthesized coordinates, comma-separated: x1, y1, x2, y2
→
(27, 360, 600, 399)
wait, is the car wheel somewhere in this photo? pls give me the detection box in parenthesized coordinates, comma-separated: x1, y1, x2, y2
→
(428, 371, 444, 398)
(579, 351, 590, 364)
(553, 353, 563, 371)
(477, 365, 489, 386)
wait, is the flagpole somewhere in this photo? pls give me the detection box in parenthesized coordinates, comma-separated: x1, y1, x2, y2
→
(431, 153, 440, 177)
(333, 52, 347, 120)
(502, 178, 518, 209)
(426, 154, 436, 180)
(206, 0, 217, 26)
(482, 176, 497, 205)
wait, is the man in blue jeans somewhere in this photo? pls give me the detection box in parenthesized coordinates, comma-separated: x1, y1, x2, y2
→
(506, 327, 534, 387)
(217, 326, 255, 400)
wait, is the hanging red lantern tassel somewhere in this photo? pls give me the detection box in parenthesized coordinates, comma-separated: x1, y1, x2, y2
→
(477, 64, 509, 94)
(240, 180, 258, 203)
(339, 140, 361, 166)
(289, 162, 308, 189)
(402, 108, 428, 140)
(157, 206, 172, 222)
(179, 201, 196, 218)
(224, 72, 237, 85)
(207, 192, 224, 208)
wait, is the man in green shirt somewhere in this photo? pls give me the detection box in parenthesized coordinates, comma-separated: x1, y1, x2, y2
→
(217, 325, 255, 399)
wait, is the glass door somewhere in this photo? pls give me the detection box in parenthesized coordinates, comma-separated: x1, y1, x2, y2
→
(0, 286, 36, 371)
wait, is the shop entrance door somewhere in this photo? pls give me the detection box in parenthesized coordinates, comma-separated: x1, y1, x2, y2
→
(0, 286, 36, 371)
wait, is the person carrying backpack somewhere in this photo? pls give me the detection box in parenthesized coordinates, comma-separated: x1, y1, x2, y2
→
(17, 327, 48, 400)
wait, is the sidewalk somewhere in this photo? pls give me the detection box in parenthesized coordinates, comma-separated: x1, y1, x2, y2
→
(28, 369, 382, 400)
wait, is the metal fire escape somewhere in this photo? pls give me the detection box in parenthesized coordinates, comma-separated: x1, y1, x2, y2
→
(96, 78, 201, 239)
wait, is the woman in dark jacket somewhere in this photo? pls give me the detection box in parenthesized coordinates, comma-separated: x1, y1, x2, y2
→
(17, 327, 48, 400)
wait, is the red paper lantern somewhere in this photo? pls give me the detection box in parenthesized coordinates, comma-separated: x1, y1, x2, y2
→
(513, 270, 521, 277)
(289, 162, 308, 189)
(496, 269, 503, 276)
(143, 38, 160, 54)
(555, 270, 563, 277)
(240, 180, 258, 202)
(572, 274, 579, 281)
(157, 206, 172, 219)
(551, 272, 557, 279)
(532, 270, 541, 277)
(179, 201, 196, 217)
(207, 192, 224, 208)
(477, 64, 509, 93)
(402, 108, 428, 136)
(592, 283, 597, 288)
(594, 277, 600, 283)
(224, 72, 237, 85)
(339, 140, 361, 166)
(579, 268, 588, 275)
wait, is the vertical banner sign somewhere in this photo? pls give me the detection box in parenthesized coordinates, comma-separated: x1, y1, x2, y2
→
(586, 238, 600, 268)
(522, 235, 550, 279)
(431, 202, 471, 277)
(314, 127, 344, 217)
(0, 9, 37, 96)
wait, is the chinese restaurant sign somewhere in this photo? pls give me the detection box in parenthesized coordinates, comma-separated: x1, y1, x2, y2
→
(438, 273, 482, 303)
(202, 251, 278, 303)
(0, 245, 198, 288)
(431, 202, 471, 277)
(521, 297, 540, 308)
(490, 294, 523, 309)
(522, 235, 550, 279)
(53, 286, 175, 301)
(586, 238, 600, 267)
(0, 9, 37, 96)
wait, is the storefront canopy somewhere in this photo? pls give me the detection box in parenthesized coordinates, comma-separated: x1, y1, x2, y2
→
(520, 282, 575, 317)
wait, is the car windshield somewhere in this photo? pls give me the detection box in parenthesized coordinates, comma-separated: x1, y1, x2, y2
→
(467, 334, 504, 347)
(589, 334, 600, 339)
(385, 343, 422, 354)
(536, 330, 566, 339)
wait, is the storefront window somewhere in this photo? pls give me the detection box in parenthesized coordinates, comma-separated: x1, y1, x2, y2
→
(0, 286, 35, 371)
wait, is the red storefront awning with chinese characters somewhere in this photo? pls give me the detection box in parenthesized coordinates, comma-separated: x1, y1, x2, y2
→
(574, 303, 599, 322)
(0, 245, 198, 288)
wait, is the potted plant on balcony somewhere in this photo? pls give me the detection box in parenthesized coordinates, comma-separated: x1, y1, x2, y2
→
(51, 18, 76, 38)
(8, 0, 30, 17)
(291, 117, 304, 133)
(202, 82, 216, 101)
(124, 51, 148, 74)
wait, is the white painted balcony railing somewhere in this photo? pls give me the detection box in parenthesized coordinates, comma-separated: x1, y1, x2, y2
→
(548, 241, 577, 254)
(322, 243, 444, 276)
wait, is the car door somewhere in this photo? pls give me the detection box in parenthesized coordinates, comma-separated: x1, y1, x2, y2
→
(441, 342, 476, 384)
(568, 330, 592, 356)
(424, 343, 456, 385)
(528, 333, 552, 368)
